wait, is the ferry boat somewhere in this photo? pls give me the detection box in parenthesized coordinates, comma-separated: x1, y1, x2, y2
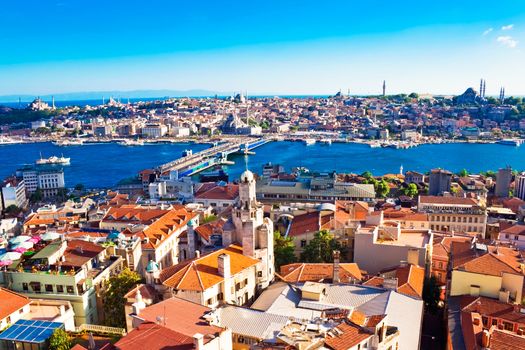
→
(497, 139, 523, 147)
(36, 154, 70, 165)
(304, 138, 316, 146)
(53, 139, 83, 146)
(320, 139, 332, 145)
(182, 149, 193, 157)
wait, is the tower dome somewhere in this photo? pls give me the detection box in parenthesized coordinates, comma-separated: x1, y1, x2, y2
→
(240, 170, 254, 183)
(146, 260, 160, 273)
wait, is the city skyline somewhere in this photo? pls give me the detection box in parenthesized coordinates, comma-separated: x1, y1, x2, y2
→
(1, 0, 524, 96)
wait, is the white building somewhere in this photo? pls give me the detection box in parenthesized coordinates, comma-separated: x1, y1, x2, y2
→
(19, 167, 65, 198)
(515, 172, 525, 200)
(172, 126, 190, 137)
(1, 178, 27, 209)
(142, 123, 168, 138)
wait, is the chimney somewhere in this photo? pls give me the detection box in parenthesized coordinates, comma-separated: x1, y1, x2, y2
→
(195, 250, 200, 259)
(333, 250, 340, 284)
(481, 330, 490, 348)
(193, 333, 204, 350)
(218, 254, 231, 279)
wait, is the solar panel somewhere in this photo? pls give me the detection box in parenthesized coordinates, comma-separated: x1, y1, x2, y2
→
(0, 319, 64, 343)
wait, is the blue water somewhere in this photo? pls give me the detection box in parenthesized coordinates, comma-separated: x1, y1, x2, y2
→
(1, 141, 525, 188)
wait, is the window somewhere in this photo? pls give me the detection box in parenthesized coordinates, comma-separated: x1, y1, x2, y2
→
(300, 240, 307, 247)
(22, 283, 28, 291)
(66, 286, 75, 294)
(492, 319, 498, 327)
(57, 285, 64, 293)
(45, 284, 53, 292)
(482, 316, 488, 327)
(504, 322, 514, 331)
(218, 293, 224, 301)
(32, 283, 41, 293)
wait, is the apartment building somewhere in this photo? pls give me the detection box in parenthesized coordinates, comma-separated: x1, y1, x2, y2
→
(418, 195, 487, 237)
(0, 239, 124, 325)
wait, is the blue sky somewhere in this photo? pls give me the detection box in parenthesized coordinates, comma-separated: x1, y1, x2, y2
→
(1, 0, 525, 96)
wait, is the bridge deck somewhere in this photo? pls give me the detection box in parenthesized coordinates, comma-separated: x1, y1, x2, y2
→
(158, 137, 271, 174)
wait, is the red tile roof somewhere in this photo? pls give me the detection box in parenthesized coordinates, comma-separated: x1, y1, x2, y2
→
(489, 328, 525, 350)
(0, 288, 30, 320)
(137, 297, 224, 341)
(194, 183, 239, 201)
(279, 263, 363, 283)
(419, 195, 478, 205)
(115, 322, 193, 350)
(324, 321, 372, 350)
(161, 245, 259, 291)
(64, 240, 105, 267)
(363, 264, 425, 298)
(140, 207, 197, 249)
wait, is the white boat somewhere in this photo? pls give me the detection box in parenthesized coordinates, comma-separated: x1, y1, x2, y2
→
(36, 154, 70, 165)
(53, 139, 84, 146)
(304, 138, 316, 146)
(497, 139, 523, 146)
(369, 141, 381, 148)
(320, 139, 332, 145)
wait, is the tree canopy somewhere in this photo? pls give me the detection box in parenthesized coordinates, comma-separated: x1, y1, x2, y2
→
(402, 183, 419, 198)
(274, 231, 296, 270)
(102, 268, 141, 328)
(49, 328, 71, 350)
(300, 230, 343, 263)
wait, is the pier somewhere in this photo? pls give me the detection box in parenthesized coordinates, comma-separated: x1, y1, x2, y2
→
(158, 137, 272, 178)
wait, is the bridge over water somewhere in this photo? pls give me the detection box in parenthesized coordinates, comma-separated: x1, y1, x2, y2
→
(158, 137, 272, 178)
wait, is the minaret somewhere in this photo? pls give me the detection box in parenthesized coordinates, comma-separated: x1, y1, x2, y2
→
(382, 80, 386, 97)
(482, 80, 486, 98)
(502, 87, 505, 103)
(479, 79, 483, 96)
(52, 96, 55, 110)
(400, 165, 404, 175)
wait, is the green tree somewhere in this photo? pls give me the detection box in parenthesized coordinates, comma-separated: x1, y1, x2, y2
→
(375, 179, 390, 198)
(102, 268, 141, 328)
(361, 171, 373, 179)
(402, 183, 419, 198)
(458, 169, 469, 177)
(300, 230, 342, 263)
(49, 328, 71, 350)
(423, 276, 441, 313)
(274, 232, 296, 270)
(4, 204, 21, 215)
(408, 92, 419, 99)
(30, 188, 43, 202)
